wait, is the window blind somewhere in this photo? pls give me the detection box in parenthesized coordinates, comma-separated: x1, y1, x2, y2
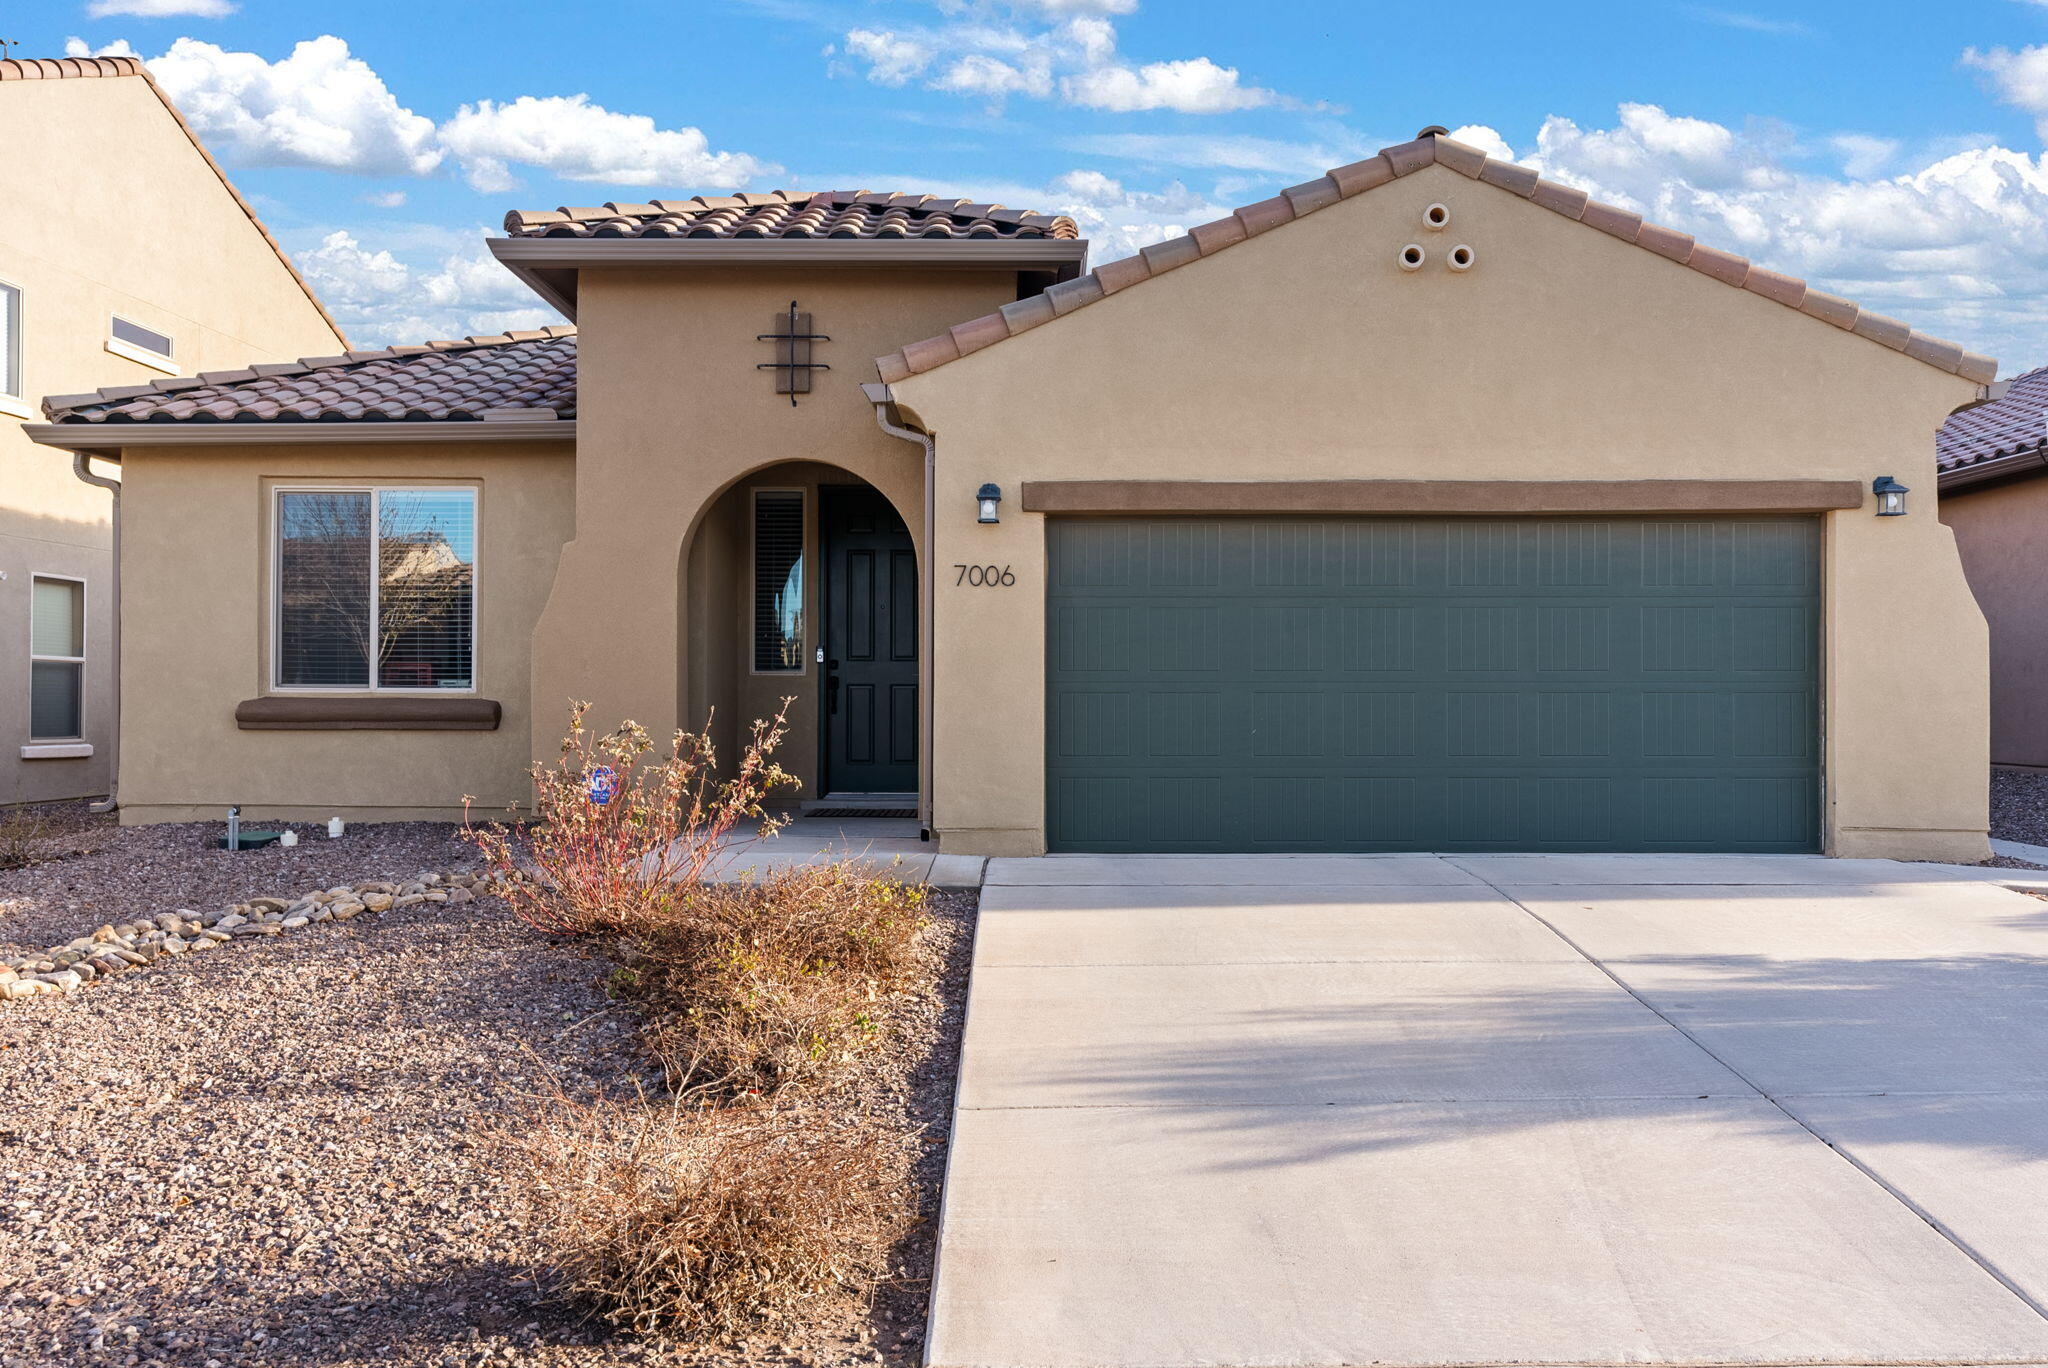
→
(277, 488, 476, 690)
(754, 491, 805, 672)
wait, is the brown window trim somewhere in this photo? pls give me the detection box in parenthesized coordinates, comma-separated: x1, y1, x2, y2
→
(235, 696, 501, 731)
(1018, 479, 1866, 516)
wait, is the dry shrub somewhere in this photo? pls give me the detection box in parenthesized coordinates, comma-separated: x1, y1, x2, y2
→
(466, 700, 797, 936)
(620, 865, 928, 1099)
(514, 1098, 910, 1339)
(0, 802, 109, 872)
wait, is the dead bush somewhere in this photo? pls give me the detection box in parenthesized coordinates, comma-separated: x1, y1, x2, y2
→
(618, 865, 928, 1099)
(513, 1098, 911, 1339)
(466, 700, 797, 937)
(0, 802, 109, 872)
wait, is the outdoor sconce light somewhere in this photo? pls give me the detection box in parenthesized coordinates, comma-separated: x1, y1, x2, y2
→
(1873, 475, 1909, 517)
(977, 483, 1002, 524)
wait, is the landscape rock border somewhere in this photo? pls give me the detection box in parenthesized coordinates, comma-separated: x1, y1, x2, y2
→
(0, 866, 518, 1000)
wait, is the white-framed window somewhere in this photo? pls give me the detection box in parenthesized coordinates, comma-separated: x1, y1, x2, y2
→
(273, 486, 477, 692)
(106, 313, 177, 373)
(29, 576, 86, 741)
(0, 279, 27, 420)
(752, 488, 806, 673)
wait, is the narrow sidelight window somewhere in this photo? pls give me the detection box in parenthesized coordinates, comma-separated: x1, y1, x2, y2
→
(275, 487, 476, 690)
(753, 490, 805, 672)
(29, 577, 85, 740)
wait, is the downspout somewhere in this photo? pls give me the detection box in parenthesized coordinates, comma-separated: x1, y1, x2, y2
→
(867, 389, 936, 838)
(71, 452, 121, 815)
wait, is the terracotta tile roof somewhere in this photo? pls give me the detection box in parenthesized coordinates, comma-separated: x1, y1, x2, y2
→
(43, 328, 576, 424)
(1938, 365, 2048, 476)
(504, 190, 1079, 241)
(1, 55, 348, 348)
(876, 130, 1997, 388)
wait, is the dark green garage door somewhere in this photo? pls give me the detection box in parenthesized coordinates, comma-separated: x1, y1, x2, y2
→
(1046, 516, 1819, 853)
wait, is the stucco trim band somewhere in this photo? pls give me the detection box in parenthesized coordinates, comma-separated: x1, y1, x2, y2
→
(1019, 479, 1867, 515)
(24, 420, 576, 451)
(234, 697, 503, 731)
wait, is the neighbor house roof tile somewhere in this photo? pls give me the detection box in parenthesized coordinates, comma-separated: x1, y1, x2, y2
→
(502, 190, 1079, 241)
(875, 130, 1997, 388)
(43, 328, 577, 424)
(1938, 365, 2048, 474)
(1, 55, 348, 347)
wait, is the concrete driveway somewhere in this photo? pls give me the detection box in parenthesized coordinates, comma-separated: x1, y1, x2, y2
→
(928, 854, 2048, 1367)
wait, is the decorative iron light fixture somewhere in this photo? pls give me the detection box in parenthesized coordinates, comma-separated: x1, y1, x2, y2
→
(756, 301, 830, 406)
(1872, 475, 1909, 516)
(976, 483, 1002, 524)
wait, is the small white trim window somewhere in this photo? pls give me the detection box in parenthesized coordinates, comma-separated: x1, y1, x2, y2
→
(273, 486, 477, 691)
(107, 314, 177, 374)
(29, 576, 86, 741)
(0, 280, 27, 420)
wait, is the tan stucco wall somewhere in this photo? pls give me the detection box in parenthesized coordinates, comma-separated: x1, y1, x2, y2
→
(0, 73, 343, 803)
(894, 163, 1989, 860)
(115, 442, 573, 824)
(1942, 476, 2048, 768)
(532, 266, 1018, 806)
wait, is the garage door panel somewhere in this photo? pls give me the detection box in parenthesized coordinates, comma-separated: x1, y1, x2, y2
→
(1046, 517, 1819, 853)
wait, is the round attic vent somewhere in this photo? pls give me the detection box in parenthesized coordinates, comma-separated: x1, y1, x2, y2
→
(1423, 203, 1450, 230)
(1398, 243, 1426, 272)
(1448, 244, 1476, 272)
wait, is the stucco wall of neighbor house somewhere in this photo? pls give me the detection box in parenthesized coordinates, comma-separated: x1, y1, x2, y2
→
(113, 441, 574, 825)
(1942, 475, 2048, 769)
(0, 72, 343, 804)
(532, 266, 1019, 810)
(892, 162, 1990, 861)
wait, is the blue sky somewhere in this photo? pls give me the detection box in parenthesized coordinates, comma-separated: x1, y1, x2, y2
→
(21, 0, 2048, 370)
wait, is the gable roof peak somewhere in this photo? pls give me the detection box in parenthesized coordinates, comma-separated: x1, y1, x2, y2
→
(876, 129, 1996, 389)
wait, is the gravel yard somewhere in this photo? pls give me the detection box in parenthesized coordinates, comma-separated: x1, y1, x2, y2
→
(1991, 767, 2048, 850)
(0, 813, 975, 1368)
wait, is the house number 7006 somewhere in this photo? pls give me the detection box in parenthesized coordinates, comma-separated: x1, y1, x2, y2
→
(954, 563, 1016, 587)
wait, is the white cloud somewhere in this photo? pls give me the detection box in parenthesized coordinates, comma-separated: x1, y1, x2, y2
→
(1042, 168, 1225, 258)
(835, 6, 1282, 114)
(359, 189, 408, 208)
(295, 228, 562, 346)
(1966, 44, 2048, 138)
(145, 36, 442, 175)
(842, 29, 932, 86)
(1446, 124, 1516, 163)
(1679, 6, 1810, 36)
(1832, 134, 1899, 179)
(86, 0, 233, 16)
(62, 36, 139, 57)
(1064, 130, 1370, 176)
(1062, 56, 1273, 113)
(437, 94, 774, 193)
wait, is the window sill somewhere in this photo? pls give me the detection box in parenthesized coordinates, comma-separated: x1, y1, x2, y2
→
(20, 742, 93, 759)
(0, 394, 31, 421)
(105, 336, 179, 374)
(236, 696, 501, 731)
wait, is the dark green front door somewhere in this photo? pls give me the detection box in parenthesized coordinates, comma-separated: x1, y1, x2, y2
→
(822, 485, 918, 795)
(1046, 516, 1820, 853)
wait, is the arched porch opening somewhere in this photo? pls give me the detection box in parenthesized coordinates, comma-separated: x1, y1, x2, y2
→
(681, 459, 923, 812)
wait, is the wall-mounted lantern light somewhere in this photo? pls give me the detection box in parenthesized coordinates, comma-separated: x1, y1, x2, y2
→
(977, 483, 1002, 524)
(1872, 475, 1909, 517)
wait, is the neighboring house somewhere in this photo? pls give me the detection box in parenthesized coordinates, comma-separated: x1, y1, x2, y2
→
(26, 130, 2001, 861)
(1937, 366, 2048, 769)
(0, 55, 347, 806)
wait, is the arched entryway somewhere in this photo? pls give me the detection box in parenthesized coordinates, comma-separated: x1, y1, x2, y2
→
(682, 460, 922, 812)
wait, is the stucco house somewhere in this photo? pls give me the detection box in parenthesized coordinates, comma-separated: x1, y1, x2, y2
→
(0, 55, 346, 806)
(1938, 367, 2048, 770)
(26, 128, 2001, 860)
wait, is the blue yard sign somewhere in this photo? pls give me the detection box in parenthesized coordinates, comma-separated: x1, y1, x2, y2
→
(586, 765, 618, 806)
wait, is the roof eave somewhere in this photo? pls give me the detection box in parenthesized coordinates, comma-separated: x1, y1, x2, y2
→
(25, 418, 577, 452)
(488, 236, 1089, 318)
(1939, 442, 2048, 493)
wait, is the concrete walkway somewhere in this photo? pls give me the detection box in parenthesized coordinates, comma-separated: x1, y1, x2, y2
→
(699, 817, 985, 888)
(930, 853, 2048, 1367)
